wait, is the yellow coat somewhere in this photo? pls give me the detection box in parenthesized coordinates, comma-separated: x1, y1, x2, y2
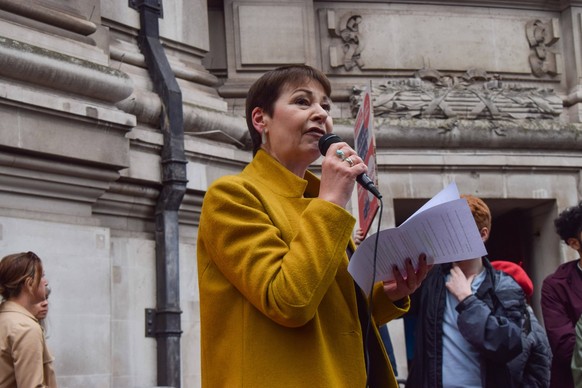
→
(197, 150, 408, 387)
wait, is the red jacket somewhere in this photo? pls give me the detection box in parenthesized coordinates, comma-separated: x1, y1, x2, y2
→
(541, 260, 582, 388)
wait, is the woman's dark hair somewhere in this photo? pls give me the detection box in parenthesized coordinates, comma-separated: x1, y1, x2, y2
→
(0, 251, 44, 300)
(245, 65, 332, 155)
(554, 201, 582, 242)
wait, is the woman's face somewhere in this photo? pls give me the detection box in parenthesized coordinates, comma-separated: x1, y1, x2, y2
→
(32, 299, 49, 320)
(256, 79, 333, 176)
(32, 273, 48, 304)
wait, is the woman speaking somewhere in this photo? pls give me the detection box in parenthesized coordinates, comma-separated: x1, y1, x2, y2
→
(197, 65, 428, 388)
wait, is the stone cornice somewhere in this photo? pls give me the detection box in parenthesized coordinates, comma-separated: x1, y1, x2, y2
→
(92, 181, 158, 220)
(109, 43, 219, 88)
(92, 181, 204, 227)
(373, 123, 582, 150)
(0, 36, 133, 103)
(334, 119, 582, 150)
(0, 0, 97, 36)
(376, 150, 582, 171)
(324, 0, 581, 11)
(0, 151, 119, 208)
(117, 88, 250, 149)
(0, 81, 135, 128)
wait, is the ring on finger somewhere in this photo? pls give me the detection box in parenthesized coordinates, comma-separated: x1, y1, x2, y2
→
(335, 149, 345, 159)
(344, 157, 354, 167)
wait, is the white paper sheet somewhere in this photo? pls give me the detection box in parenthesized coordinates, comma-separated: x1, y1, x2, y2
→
(349, 182, 488, 294)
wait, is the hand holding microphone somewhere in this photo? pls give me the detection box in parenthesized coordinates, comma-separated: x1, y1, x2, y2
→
(318, 134, 382, 199)
(317, 137, 365, 208)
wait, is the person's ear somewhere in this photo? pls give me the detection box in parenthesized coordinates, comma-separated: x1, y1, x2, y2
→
(480, 227, 490, 243)
(252, 107, 267, 133)
(24, 277, 34, 294)
(567, 237, 581, 251)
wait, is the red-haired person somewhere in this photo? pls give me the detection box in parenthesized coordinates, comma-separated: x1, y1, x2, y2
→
(0, 251, 57, 387)
(406, 195, 528, 388)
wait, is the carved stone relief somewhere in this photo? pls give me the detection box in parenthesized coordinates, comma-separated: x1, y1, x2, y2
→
(526, 19, 560, 77)
(328, 10, 364, 70)
(350, 68, 563, 120)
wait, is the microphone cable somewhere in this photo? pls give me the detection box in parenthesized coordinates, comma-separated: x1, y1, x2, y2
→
(364, 197, 384, 388)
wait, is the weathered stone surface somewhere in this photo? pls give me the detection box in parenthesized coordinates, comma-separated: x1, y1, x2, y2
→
(238, 4, 306, 66)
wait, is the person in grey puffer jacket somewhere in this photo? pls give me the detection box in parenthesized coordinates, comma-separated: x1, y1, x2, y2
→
(406, 259, 526, 388)
(492, 260, 551, 388)
(405, 195, 539, 388)
(517, 305, 552, 387)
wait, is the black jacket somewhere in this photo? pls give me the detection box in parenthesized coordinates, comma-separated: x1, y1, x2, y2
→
(406, 259, 526, 388)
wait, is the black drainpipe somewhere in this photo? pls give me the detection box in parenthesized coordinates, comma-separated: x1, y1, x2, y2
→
(129, 1, 187, 387)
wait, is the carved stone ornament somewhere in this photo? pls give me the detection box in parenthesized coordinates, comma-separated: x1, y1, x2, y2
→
(328, 11, 365, 70)
(526, 19, 560, 77)
(350, 68, 563, 120)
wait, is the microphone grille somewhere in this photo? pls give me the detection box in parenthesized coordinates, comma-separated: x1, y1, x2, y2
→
(318, 134, 342, 156)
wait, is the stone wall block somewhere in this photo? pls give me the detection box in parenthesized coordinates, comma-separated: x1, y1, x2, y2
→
(233, 3, 308, 69)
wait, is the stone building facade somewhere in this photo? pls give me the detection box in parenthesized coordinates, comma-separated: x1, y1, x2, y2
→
(1, 0, 582, 386)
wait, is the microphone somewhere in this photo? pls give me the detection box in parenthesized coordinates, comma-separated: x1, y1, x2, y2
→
(318, 133, 382, 199)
